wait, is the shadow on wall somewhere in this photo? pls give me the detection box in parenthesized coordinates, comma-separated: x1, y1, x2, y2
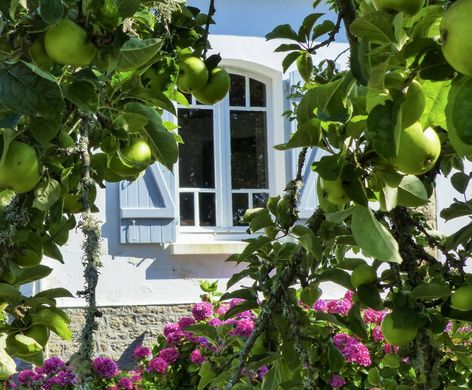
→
(101, 183, 238, 280)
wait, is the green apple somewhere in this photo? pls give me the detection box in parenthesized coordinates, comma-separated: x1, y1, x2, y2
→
(44, 19, 97, 67)
(0, 141, 42, 193)
(193, 67, 231, 105)
(351, 264, 377, 288)
(316, 177, 344, 213)
(440, 0, 472, 76)
(394, 123, 441, 175)
(319, 177, 349, 205)
(110, 138, 152, 178)
(29, 38, 53, 70)
(63, 185, 97, 213)
(451, 285, 472, 311)
(381, 313, 418, 347)
(373, 0, 424, 15)
(384, 74, 426, 128)
(176, 56, 209, 93)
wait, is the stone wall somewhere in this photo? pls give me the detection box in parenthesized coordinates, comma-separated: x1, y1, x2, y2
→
(47, 304, 191, 367)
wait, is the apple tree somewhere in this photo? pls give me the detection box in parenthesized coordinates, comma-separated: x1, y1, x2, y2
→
(0, 0, 231, 382)
(185, 0, 472, 389)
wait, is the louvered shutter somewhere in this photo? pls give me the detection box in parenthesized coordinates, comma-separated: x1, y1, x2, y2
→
(285, 70, 320, 219)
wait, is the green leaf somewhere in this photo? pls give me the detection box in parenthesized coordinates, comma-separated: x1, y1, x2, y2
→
(327, 341, 345, 371)
(238, 236, 272, 262)
(35, 288, 74, 300)
(266, 24, 299, 41)
(313, 153, 345, 180)
(274, 43, 302, 53)
(0, 61, 64, 117)
(38, 0, 63, 24)
(275, 118, 321, 150)
(63, 80, 99, 112)
(446, 77, 472, 145)
(350, 11, 395, 44)
(351, 205, 402, 263)
(198, 361, 217, 390)
(382, 353, 400, 368)
(451, 172, 470, 194)
(118, 0, 141, 17)
(302, 72, 355, 123)
(440, 201, 472, 221)
(313, 20, 336, 40)
(300, 283, 321, 307)
(0, 283, 21, 304)
(15, 265, 53, 285)
(117, 38, 163, 72)
(317, 269, 354, 291)
(366, 99, 402, 159)
(282, 51, 300, 74)
(0, 349, 16, 379)
(224, 301, 259, 320)
(420, 79, 450, 129)
(397, 175, 430, 207)
(32, 178, 61, 212)
(445, 223, 472, 250)
(42, 239, 64, 263)
(348, 302, 368, 339)
(32, 308, 72, 340)
(113, 112, 148, 133)
(368, 367, 382, 386)
(357, 284, 383, 310)
(411, 283, 451, 300)
(297, 13, 323, 41)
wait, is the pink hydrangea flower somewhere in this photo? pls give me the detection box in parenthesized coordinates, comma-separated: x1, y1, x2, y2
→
(133, 345, 151, 360)
(232, 318, 255, 337)
(149, 357, 169, 374)
(333, 333, 371, 367)
(163, 322, 179, 336)
(208, 318, 223, 327)
(159, 347, 179, 364)
(363, 309, 385, 324)
(117, 377, 133, 390)
(192, 302, 213, 321)
(216, 304, 230, 316)
(313, 299, 328, 312)
(190, 349, 206, 365)
(372, 326, 384, 342)
(178, 316, 196, 329)
(92, 357, 119, 379)
(330, 374, 347, 388)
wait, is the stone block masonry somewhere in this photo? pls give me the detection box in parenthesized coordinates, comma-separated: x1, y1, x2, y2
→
(47, 304, 191, 368)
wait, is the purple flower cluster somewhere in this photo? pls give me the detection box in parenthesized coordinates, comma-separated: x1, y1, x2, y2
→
(16, 357, 77, 389)
(313, 291, 354, 316)
(148, 356, 168, 374)
(133, 345, 151, 360)
(330, 374, 347, 388)
(92, 356, 120, 379)
(190, 349, 206, 365)
(159, 347, 179, 363)
(192, 301, 213, 321)
(363, 308, 386, 324)
(333, 333, 372, 367)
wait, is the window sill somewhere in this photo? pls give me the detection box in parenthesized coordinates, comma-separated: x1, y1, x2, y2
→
(170, 241, 248, 255)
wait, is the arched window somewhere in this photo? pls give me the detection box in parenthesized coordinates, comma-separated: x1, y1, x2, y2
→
(176, 70, 272, 230)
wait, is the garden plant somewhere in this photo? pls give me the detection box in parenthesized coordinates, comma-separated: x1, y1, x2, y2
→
(0, 0, 472, 389)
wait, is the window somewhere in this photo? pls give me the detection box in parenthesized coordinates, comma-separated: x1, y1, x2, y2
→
(177, 71, 271, 230)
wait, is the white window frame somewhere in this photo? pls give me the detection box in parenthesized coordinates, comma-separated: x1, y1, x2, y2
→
(173, 65, 286, 241)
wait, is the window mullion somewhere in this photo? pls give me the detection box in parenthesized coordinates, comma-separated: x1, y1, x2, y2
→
(222, 95, 233, 228)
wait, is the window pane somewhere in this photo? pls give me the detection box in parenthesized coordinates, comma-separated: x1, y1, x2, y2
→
(232, 193, 248, 226)
(199, 193, 216, 226)
(230, 111, 268, 189)
(229, 74, 246, 107)
(180, 193, 195, 226)
(250, 78, 266, 107)
(178, 109, 214, 188)
(253, 193, 269, 208)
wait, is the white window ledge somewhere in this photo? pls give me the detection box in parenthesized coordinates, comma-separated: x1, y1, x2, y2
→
(170, 241, 248, 255)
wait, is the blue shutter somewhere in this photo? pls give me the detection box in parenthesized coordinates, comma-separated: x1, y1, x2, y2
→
(119, 163, 176, 244)
(285, 70, 319, 219)
(119, 109, 178, 244)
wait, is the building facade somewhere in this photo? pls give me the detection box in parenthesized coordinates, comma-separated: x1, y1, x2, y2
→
(36, 0, 466, 360)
